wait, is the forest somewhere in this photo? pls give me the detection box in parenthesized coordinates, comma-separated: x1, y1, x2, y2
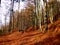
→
(0, 0, 60, 45)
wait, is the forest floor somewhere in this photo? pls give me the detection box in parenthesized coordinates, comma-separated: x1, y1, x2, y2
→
(0, 19, 60, 45)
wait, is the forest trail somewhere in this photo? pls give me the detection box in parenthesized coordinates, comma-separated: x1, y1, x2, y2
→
(0, 19, 60, 45)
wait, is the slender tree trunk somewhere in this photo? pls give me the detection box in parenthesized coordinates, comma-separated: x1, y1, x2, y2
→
(12, 0, 14, 30)
(44, 0, 48, 31)
(49, 5, 53, 23)
(17, 0, 22, 31)
(5, 14, 7, 33)
(37, 0, 42, 31)
(34, 0, 37, 30)
(0, 16, 2, 33)
(9, 0, 14, 33)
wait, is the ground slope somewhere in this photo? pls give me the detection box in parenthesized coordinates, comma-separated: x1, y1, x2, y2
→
(0, 19, 60, 45)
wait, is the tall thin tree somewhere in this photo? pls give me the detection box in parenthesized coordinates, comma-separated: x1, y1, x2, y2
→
(37, 0, 42, 31)
(17, 0, 21, 31)
(9, 0, 14, 32)
(12, 0, 14, 30)
(34, 0, 37, 30)
(44, 0, 48, 31)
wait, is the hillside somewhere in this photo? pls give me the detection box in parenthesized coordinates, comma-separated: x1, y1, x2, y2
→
(0, 19, 60, 45)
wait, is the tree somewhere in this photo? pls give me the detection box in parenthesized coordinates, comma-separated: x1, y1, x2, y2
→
(43, 0, 48, 31)
(34, 0, 45, 31)
(48, 0, 60, 23)
(9, 0, 14, 32)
